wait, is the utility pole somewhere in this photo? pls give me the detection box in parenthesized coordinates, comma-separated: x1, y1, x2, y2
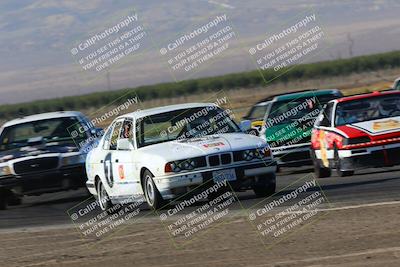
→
(107, 71, 111, 91)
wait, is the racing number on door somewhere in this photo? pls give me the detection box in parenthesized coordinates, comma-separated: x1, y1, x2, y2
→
(104, 153, 114, 188)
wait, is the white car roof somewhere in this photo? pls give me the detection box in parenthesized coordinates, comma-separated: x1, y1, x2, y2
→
(2, 111, 84, 128)
(119, 103, 218, 120)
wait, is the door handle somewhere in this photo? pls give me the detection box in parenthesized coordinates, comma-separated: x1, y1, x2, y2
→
(115, 159, 119, 163)
(100, 160, 103, 163)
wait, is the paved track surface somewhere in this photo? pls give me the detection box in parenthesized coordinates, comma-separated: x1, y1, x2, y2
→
(2, 166, 399, 230)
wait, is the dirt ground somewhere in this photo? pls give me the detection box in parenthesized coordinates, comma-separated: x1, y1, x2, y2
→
(2, 203, 400, 267)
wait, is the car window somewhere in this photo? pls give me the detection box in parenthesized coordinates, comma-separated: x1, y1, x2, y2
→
(317, 103, 334, 127)
(103, 120, 123, 150)
(109, 121, 123, 150)
(120, 119, 133, 139)
(102, 124, 114, 150)
(115, 118, 135, 150)
(247, 104, 269, 121)
(0, 117, 86, 151)
(136, 107, 240, 148)
(395, 81, 400, 91)
(335, 95, 400, 126)
(266, 94, 339, 127)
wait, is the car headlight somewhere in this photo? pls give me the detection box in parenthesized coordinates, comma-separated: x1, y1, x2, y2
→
(62, 155, 84, 166)
(181, 159, 195, 170)
(165, 159, 196, 173)
(170, 162, 181, 172)
(243, 149, 255, 161)
(242, 146, 272, 161)
(0, 166, 11, 176)
(343, 137, 371, 145)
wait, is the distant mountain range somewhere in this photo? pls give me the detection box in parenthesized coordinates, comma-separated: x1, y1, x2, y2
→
(0, 0, 399, 104)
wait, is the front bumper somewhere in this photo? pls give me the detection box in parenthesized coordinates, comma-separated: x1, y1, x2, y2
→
(338, 146, 400, 171)
(272, 144, 312, 167)
(154, 160, 277, 200)
(0, 164, 86, 196)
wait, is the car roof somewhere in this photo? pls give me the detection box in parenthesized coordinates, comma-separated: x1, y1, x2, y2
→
(274, 89, 341, 102)
(119, 103, 218, 119)
(255, 89, 341, 104)
(2, 111, 84, 128)
(336, 91, 400, 103)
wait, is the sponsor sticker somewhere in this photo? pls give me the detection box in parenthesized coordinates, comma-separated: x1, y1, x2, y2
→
(203, 142, 225, 148)
(373, 119, 400, 131)
(118, 165, 125, 180)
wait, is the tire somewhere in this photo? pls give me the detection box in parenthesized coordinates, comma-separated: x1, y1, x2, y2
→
(334, 146, 354, 177)
(276, 165, 281, 173)
(97, 179, 113, 211)
(143, 170, 164, 210)
(314, 162, 332, 178)
(0, 189, 8, 210)
(8, 194, 22, 206)
(253, 173, 276, 198)
(311, 150, 331, 178)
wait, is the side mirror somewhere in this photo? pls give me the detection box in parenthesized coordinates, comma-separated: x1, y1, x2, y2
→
(117, 139, 134, 150)
(91, 127, 104, 137)
(239, 120, 252, 132)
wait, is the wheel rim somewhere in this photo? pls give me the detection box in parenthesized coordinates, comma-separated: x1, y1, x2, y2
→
(98, 182, 108, 211)
(145, 175, 155, 206)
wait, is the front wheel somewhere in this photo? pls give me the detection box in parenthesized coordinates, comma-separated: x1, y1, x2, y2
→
(8, 194, 22, 206)
(97, 179, 112, 211)
(253, 173, 276, 198)
(143, 170, 165, 210)
(334, 146, 354, 177)
(314, 162, 332, 178)
(311, 150, 331, 178)
(0, 189, 8, 210)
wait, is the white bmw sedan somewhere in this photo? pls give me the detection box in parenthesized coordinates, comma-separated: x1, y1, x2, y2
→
(86, 103, 277, 210)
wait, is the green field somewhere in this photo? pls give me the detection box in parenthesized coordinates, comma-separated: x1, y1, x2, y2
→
(1, 50, 399, 122)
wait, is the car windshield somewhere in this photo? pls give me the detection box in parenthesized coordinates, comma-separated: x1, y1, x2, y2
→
(267, 94, 336, 126)
(395, 80, 400, 90)
(0, 117, 87, 151)
(136, 106, 240, 148)
(335, 95, 400, 126)
(246, 104, 269, 121)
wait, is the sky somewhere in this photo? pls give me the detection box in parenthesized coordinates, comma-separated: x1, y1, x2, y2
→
(0, 0, 399, 104)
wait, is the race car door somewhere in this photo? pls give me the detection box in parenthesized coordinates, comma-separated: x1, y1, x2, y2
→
(101, 119, 123, 197)
(112, 118, 142, 198)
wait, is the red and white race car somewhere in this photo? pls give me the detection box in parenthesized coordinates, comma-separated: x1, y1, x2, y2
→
(311, 91, 400, 177)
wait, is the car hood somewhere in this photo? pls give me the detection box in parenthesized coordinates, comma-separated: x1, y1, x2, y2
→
(265, 123, 312, 146)
(337, 116, 400, 140)
(139, 133, 265, 161)
(0, 143, 78, 163)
